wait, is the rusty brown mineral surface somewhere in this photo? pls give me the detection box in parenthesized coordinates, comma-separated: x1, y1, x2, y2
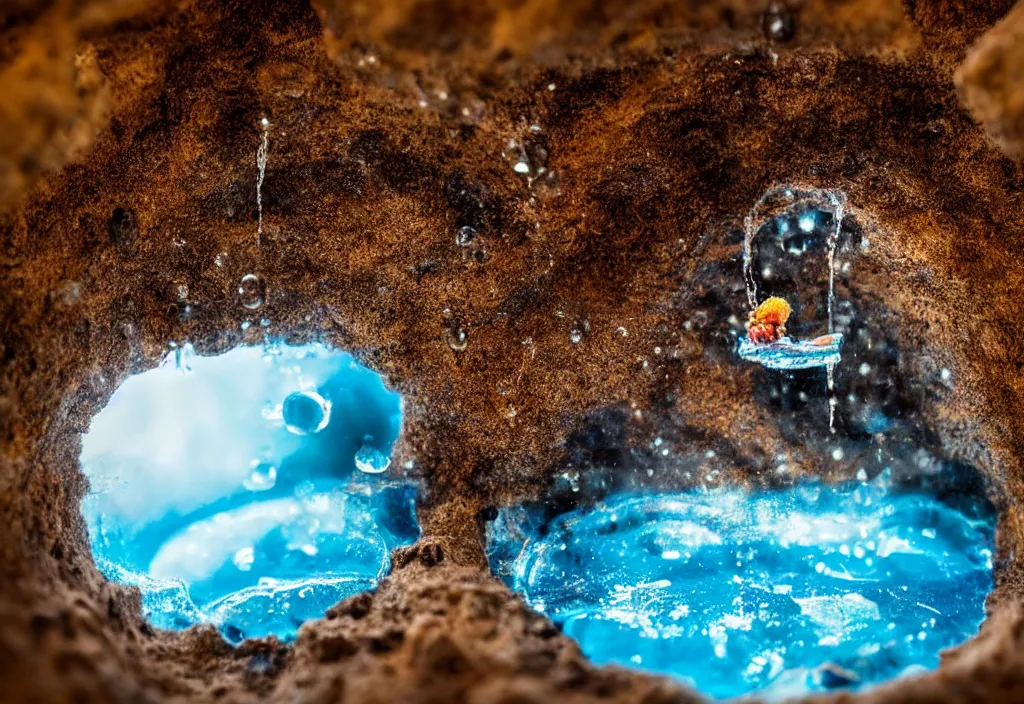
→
(3, 0, 1024, 701)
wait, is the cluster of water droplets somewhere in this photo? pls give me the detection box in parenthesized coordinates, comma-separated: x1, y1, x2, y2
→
(81, 342, 414, 642)
(502, 123, 560, 200)
(455, 224, 489, 266)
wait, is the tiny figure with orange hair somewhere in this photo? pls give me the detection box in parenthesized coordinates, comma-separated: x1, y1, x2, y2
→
(746, 296, 792, 345)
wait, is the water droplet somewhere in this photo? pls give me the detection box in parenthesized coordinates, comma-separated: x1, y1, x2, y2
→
(244, 460, 277, 491)
(570, 319, 590, 345)
(355, 438, 391, 474)
(175, 283, 189, 301)
(233, 546, 254, 571)
(109, 207, 138, 250)
(282, 391, 331, 435)
(215, 252, 227, 267)
(456, 226, 477, 247)
(238, 274, 265, 310)
(762, 3, 795, 42)
(446, 326, 469, 352)
(514, 156, 531, 174)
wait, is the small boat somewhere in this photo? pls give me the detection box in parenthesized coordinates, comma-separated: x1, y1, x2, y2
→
(738, 333, 843, 370)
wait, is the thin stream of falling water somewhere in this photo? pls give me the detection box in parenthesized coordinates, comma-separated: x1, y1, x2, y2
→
(827, 363, 837, 431)
(825, 190, 845, 334)
(824, 190, 845, 433)
(742, 190, 770, 310)
(256, 117, 270, 245)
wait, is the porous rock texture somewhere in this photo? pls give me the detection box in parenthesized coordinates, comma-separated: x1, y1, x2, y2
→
(2, 0, 1024, 702)
(958, 0, 1024, 159)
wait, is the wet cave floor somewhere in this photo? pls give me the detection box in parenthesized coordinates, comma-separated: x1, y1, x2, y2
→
(3, 0, 1024, 702)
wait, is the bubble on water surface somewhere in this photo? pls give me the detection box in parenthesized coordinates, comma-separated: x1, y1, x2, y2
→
(488, 474, 994, 699)
(355, 438, 391, 475)
(244, 460, 277, 491)
(282, 390, 331, 435)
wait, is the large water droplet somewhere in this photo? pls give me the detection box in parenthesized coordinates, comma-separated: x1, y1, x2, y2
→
(238, 274, 265, 310)
(446, 326, 469, 352)
(456, 226, 477, 247)
(281, 390, 331, 435)
(243, 460, 277, 491)
(355, 439, 391, 475)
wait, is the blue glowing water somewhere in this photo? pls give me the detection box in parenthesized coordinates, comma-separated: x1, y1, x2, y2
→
(737, 334, 843, 370)
(81, 343, 417, 642)
(488, 475, 994, 699)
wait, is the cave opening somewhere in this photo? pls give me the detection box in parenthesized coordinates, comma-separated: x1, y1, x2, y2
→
(79, 341, 418, 643)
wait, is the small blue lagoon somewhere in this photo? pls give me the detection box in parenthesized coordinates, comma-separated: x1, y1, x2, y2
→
(488, 474, 995, 699)
(80, 343, 418, 643)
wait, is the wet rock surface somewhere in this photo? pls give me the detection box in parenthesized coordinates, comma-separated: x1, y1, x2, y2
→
(2, 0, 1024, 702)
